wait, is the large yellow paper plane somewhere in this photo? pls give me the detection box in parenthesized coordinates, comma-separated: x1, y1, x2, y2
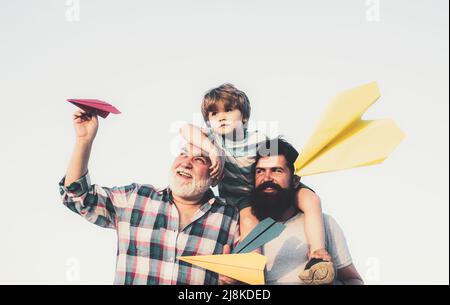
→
(294, 82, 405, 176)
(178, 253, 267, 285)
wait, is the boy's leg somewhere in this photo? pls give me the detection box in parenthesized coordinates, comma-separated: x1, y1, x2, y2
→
(298, 188, 327, 256)
(296, 188, 335, 284)
(239, 206, 259, 241)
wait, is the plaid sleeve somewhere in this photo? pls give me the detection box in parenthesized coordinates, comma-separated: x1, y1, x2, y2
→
(59, 171, 138, 229)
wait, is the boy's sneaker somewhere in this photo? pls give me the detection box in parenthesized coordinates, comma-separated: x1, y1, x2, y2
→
(298, 258, 335, 285)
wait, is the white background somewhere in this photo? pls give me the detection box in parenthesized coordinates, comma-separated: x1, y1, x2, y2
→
(0, 0, 448, 284)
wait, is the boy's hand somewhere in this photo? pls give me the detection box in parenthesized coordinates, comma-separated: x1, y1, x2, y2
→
(73, 109, 98, 144)
(209, 147, 224, 184)
(309, 248, 332, 262)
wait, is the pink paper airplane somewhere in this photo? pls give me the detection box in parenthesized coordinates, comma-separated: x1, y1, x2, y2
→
(67, 99, 121, 118)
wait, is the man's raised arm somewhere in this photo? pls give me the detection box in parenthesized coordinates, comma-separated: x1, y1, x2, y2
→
(64, 109, 98, 186)
(59, 109, 137, 229)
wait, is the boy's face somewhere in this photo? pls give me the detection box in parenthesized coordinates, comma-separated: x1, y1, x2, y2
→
(207, 101, 244, 136)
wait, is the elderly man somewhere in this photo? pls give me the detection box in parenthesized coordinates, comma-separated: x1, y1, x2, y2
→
(250, 138, 363, 285)
(59, 109, 239, 284)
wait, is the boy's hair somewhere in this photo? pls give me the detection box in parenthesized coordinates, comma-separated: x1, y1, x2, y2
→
(255, 137, 299, 176)
(201, 83, 251, 125)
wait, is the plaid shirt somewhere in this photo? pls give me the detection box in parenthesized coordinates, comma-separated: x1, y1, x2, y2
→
(59, 172, 240, 285)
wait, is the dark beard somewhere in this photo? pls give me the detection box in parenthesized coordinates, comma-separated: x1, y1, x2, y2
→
(250, 181, 296, 221)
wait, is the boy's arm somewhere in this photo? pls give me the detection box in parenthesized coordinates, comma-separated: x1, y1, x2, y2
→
(180, 123, 224, 181)
(296, 186, 329, 259)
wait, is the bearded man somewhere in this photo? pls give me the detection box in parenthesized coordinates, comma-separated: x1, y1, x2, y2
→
(251, 138, 363, 285)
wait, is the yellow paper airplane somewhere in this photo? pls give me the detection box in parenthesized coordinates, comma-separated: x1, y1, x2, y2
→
(178, 252, 267, 285)
(294, 82, 405, 176)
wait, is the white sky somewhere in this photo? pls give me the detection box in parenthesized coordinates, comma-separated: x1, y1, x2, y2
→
(0, 0, 448, 284)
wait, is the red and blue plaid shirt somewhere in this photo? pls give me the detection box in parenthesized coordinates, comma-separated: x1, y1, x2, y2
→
(59, 172, 240, 285)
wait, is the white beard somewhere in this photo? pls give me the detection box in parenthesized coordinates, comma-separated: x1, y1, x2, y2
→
(169, 172, 212, 199)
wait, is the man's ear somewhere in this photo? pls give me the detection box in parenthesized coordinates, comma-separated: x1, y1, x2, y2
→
(292, 175, 301, 188)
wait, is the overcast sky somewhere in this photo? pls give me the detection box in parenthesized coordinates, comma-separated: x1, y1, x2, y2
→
(0, 0, 448, 284)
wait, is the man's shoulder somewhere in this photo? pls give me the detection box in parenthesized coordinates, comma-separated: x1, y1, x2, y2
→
(211, 196, 240, 215)
(293, 213, 342, 234)
(132, 183, 167, 200)
(322, 213, 336, 224)
(213, 195, 237, 208)
(322, 214, 341, 232)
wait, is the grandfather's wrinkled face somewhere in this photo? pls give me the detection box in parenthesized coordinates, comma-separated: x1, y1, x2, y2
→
(169, 144, 212, 200)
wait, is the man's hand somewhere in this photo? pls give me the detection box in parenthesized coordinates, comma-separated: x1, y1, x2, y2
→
(73, 109, 98, 144)
(218, 245, 240, 285)
(179, 124, 225, 184)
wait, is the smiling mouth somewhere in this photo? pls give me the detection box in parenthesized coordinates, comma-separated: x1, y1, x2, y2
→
(262, 187, 278, 193)
(176, 170, 193, 179)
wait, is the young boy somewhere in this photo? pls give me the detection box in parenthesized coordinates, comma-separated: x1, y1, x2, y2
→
(180, 83, 334, 284)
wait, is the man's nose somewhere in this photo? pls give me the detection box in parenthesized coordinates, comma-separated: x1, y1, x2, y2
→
(180, 157, 193, 169)
(262, 171, 273, 182)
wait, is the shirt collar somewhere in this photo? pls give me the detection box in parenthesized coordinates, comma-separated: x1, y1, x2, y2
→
(160, 187, 224, 207)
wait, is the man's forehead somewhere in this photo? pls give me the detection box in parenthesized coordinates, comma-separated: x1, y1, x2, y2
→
(180, 144, 209, 158)
(256, 155, 288, 168)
